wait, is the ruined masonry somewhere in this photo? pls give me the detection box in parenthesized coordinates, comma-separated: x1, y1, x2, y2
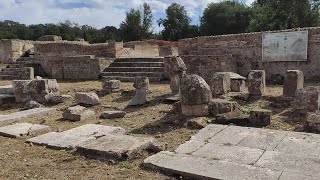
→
(129, 76, 149, 106)
(247, 70, 266, 96)
(283, 70, 304, 97)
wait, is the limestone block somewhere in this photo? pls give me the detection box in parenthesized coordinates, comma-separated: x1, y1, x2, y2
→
(293, 86, 320, 113)
(181, 104, 209, 117)
(180, 74, 212, 105)
(230, 80, 246, 92)
(0, 85, 13, 94)
(0, 123, 50, 138)
(283, 70, 304, 97)
(0, 94, 15, 105)
(208, 99, 239, 116)
(247, 70, 266, 96)
(128, 88, 147, 106)
(210, 72, 231, 96)
(75, 92, 100, 106)
(12, 80, 32, 103)
(100, 111, 126, 119)
(249, 109, 272, 127)
(133, 76, 149, 89)
(102, 79, 121, 91)
(27, 79, 60, 103)
(304, 112, 320, 133)
(63, 105, 95, 121)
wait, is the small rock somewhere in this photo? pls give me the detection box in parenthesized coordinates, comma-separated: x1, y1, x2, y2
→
(24, 100, 42, 110)
(304, 112, 320, 133)
(75, 92, 100, 106)
(63, 105, 95, 121)
(187, 117, 208, 129)
(148, 142, 167, 153)
(100, 111, 126, 119)
(49, 95, 72, 104)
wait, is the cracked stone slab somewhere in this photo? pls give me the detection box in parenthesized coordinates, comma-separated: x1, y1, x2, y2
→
(144, 151, 281, 180)
(279, 172, 320, 180)
(76, 134, 154, 160)
(190, 124, 227, 142)
(0, 123, 50, 138)
(255, 151, 320, 177)
(175, 140, 206, 154)
(27, 124, 126, 150)
(0, 108, 56, 123)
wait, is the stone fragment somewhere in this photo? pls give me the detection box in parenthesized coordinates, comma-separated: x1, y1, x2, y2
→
(283, 70, 304, 97)
(247, 70, 266, 96)
(0, 85, 13, 94)
(49, 95, 72, 104)
(100, 111, 126, 119)
(129, 76, 149, 106)
(216, 110, 250, 125)
(75, 92, 100, 106)
(164, 56, 187, 94)
(27, 124, 126, 150)
(0, 123, 50, 138)
(63, 105, 95, 121)
(187, 117, 208, 129)
(181, 104, 209, 117)
(293, 86, 320, 113)
(249, 109, 272, 127)
(133, 76, 149, 89)
(76, 134, 154, 160)
(0, 108, 56, 122)
(0, 94, 15, 105)
(210, 72, 231, 96)
(304, 112, 320, 132)
(101, 79, 121, 94)
(24, 100, 42, 110)
(208, 99, 239, 116)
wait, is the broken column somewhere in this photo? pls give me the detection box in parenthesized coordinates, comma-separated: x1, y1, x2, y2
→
(63, 105, 95, 121)
(293, 86, 320, 113)
(210, 72, 231, 97)
(180, 74, 212, 116)
(283, 70, 304, 97)
(247, 70, 266, 96)
(164, 56, 187, 94)
(129, 76, 149, 106)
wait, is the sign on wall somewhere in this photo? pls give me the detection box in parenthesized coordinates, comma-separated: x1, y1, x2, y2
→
(262, 31, 308, 62)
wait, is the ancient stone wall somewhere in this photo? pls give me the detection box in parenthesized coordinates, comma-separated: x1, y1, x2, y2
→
(179, 27, 320, 80)
(0, 39, 34, 63)
(116, 41, 160, 58)
(159, 46, 179, 57)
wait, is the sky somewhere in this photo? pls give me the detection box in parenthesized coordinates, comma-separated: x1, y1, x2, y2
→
(0, 0, 255, 32)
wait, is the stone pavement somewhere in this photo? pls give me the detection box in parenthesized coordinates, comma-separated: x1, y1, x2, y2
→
(0, 123, 50, 138)
(0, 108, 56, 122)
(144, 125, 320, 180)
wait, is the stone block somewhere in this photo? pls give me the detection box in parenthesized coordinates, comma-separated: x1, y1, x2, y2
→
(0, 108, 56, 123)
(293, 86, 320, 113)
(210, 72, 231, 96)
(247, 70, 266, 96)
(0, 94, 15, 105)
(283, 70, 304, 97)
(102, 79, 121, 92)
(164, 56, 187, 94)
(0, 85, 13, 94)
(230, 80, 246, 92)
(0, 123, 50, 138)
(100, 111, 126, 119)
(63, 105, 95, 121)
(181, 104, 209, 117)
(12, 80, 32, 103)
(49, 95, 72, 104)
(208, 99, 239, 116)
(215, 110, 249, 125)
(128, 88, 147, 106)
(133, 76, 149, 89)
(249, 109, 272, 127)
(180, 74, 212, 105)
(76, 134, 154, 160)
(75, 92, 100, 106)
(304, 112, 320, 133)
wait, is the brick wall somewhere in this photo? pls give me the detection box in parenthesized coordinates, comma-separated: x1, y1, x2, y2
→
(179, 27, 320, 80)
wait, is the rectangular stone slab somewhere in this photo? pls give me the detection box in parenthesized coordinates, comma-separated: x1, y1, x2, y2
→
(0, 123, 50, 138)
(27, 124, 126, 150)
(76, 134, 154, 160)
(144, 151, 281, 180)
(0, 108, 56, 122)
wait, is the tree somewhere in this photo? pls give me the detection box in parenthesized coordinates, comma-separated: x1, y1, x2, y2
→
(158, 3, 193, 41)
(200, 1, 252, 36)
(119, 3, 153, 41)
(248, 0, 320, 32)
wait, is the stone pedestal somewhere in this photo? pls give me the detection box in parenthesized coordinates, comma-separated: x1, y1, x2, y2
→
(75, 92, 100, 106)
(210, 72, 231, 97)
(283, 70, 304, 97)
(293, 86, 320, 113)
(231, 80, 246, 92)
(249, 109, 272, 127)
(247, 70, 266, 96)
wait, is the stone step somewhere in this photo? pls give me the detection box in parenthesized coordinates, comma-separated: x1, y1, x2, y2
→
(101, 76, 163, 82)
(0, 94, 15, 105)
(101, 72, 163, 77)
(0, 85, 13, 94)
(114, 57, 164, 63)
(104, 67, 164, 72)
(109, 62, 164, 67)
(0, 70, 17, 76)
(0, 75, 19, 80)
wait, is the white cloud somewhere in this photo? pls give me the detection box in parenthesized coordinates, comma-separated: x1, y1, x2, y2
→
(0, 0, 254, 31)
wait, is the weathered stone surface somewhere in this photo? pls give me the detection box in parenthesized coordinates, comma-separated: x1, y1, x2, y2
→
(283, 70, 304, 97)
(186, 117, 208, 129)
(179, 74, 212, 105)
(24, 100, 42, 110)
(75, 92, 100, 106)
(12, 80, 32, 103)
(181, 104, 209, 116)
(210, 72, 231, 96)
(164, 56, 187, 94)
(100, 111, 126, 119)
(49, 95, 72, 104)
(0, 108, 56, 122)
(133, 76, 149, 89)
(216, 110, 249, 125)
(0, 85, 13, 94)
(27, 124, 126, 150)
(101, 79, 121, 93)
(63, 105, 95, 121)
(279, 172, 320, 180)
(249, 109, 272, 127)
(231, 80, 246, 92)
(38, 35, 62, 41)
(144, 151, 282, 180)
(247, 70, 266, 96)
(293, 86, 320, 113)
(305, 112, 320, 132)
(0, 94, 15, 105)
(128, 88, 147, 106)
(76, 134, 154, 160)
(208, 99, 239, 116)
(209, 126, 256, 145)
(0, 123, 50, 138)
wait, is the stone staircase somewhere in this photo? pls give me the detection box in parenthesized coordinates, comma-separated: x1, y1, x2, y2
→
(101, 57, 166, 82)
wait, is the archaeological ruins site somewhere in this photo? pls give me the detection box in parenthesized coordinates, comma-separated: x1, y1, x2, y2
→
(2, 27, 320, 179)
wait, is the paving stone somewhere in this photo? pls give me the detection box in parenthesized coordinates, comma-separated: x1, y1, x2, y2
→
(0, 85, 13, 94)
(192, 143, 264, 165)
(175, 140, 206, 154)
(128, 88, 148, 106)
(293, 86, 320, 113)
(279, 172, 320, 180)
(247, 70, 266, 96)
(190, 124, 228, 142)
(0, 94, 15, 105)
(76, 134, 154, 160)
(0, 108, 56, 122)
(249, 109, 272, 127)
(100, 111, 126, 119)
(0, 123, 50, 138)
(144, 151, 282, 180)
(304, 112, 320, 133)
(27, 124, 125, 150)
(238, 128, 288, 150)
(210, 72, 231, 96)
(255, 151, 320, 177)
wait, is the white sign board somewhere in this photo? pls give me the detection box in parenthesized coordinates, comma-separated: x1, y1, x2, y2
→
(262, 31, 308, 62)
